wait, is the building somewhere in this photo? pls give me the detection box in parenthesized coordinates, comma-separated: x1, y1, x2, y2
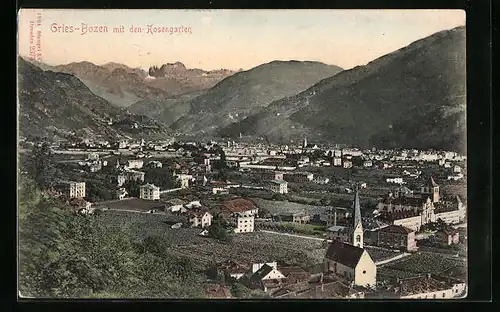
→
(453, 165, 462, 173)
(175, 173, 193, 189)
(280, 212, 310, 224)
(386, 177, 404, 184)
(127, 159, 144, 169)
(323, 240, 376, 288)
(419, 177, 440, 203)
(187, 209, 213, 228)
(204, 284, 232, 299)
(55, 181, 86, 199)
(116, 187, 128, 200)
(395, 275, 466, 299)
(268, 180, 288, 194)
(313, 176, 330, 185)
(139, 184, 160, 200)
(343, 161, 353, 169)
(333, 157, 342, 167)
(283, 172, 314, 183)
(435, 227, 460, 246)
(373, 225, 417, 252)
(220, 198, 259, 233)
(165, 198, 186, 212)
(363, 160, 373, 168)
(218, 260, 251, 280)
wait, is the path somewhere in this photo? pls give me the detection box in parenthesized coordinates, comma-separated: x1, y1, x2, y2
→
(375, 253, 411, 266)
(258, 229, 330, 242)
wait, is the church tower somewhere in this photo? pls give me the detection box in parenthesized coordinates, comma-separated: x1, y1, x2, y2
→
(421, 177, 440, 203)
(352, 187, 364, 248)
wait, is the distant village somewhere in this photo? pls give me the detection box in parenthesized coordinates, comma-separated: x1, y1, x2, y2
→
(19, 135, 467, 299)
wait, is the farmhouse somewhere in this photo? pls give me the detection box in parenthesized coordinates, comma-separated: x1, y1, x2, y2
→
(280, 212, 311, 224)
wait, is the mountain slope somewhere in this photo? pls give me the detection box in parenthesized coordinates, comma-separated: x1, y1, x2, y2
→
(129, 89, 207, 126)
(18, 58, 171, 140)
(220, 26, 466, 152)
(170, 60, 343, 134)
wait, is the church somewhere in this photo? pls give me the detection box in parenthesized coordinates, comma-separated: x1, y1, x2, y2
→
(323, 188, 377, 288)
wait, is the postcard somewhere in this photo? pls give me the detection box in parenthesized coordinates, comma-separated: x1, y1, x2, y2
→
(17, 9, 467, 299)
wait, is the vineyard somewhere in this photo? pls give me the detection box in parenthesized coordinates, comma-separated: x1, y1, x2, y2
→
(96, 211, 327, 271)
(382, 252, 466, 278)
(378, 267, 422, 280)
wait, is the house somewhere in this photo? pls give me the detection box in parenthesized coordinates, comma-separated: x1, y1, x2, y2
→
(165, 198, 187, 212)
(333, 157, 342, 167)
(121, 170, 145, 183)
(175, 173, 193, 189)
(453, 165, 462, 173)
(248, 264, 287, 291)
(268, 179, 288, 194)
(280, 212, 310, 224)
(374, 225, 418, 252)
(435, 227, 460, 246)
(187, 209, 212, 228)
(394, 275, 466, 299)
(323, 240, 376, 288)
(386, 177, 404, 184)
(54, 181, 86, 199)
(343, 161, 353, 169)
(313, 177, 330, 185)
(139, 184, 160, 200)
(212, 186, 230, 195)
(220, 198, 259, 233)
(127, 159, 144, 169)
(217, 260, 251, 280)
(363, 160, 373, 168)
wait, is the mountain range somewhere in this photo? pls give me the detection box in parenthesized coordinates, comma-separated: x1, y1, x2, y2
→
(18, 57, 171, 141)
(219, 26, 466, 152)
(169, 61, 344, 134)
(50, 61, 235, 108)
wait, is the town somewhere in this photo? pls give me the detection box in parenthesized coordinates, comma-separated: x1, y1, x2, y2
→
(18, 135, 467, 299)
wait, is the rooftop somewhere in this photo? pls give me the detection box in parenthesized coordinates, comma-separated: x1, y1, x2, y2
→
(324, 240, 365, 268)
(379, 224, 415, 234)
(221, 198, 258, 213)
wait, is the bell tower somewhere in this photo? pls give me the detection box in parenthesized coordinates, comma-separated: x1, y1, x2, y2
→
(352, 186, 364, 248)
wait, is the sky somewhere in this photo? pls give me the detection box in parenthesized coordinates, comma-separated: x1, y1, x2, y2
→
(18, 9, 465, 71)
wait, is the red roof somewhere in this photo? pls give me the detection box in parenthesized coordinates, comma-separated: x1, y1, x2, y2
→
(221, 198, 257, 213)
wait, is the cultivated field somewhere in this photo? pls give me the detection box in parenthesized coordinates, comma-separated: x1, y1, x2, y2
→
(251, 198, 330, 215)
(96, 210, 327, 270)
(381, 252, 466, 279)
(364, 246, 402, 262)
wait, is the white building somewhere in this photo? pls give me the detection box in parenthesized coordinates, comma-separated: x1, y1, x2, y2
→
(56, 181, 86, 199)
(188, 210, 213, 228)
(386, 177, 404, 184)
(333, 157, 342, 167)
(175, 174, 193, 189)
(343, 161, 353, 169)
(269, 180, 288, 194)
(139, 184, 160, 200)
(221, 198, 259, 234)
(127, 159, 144, 169)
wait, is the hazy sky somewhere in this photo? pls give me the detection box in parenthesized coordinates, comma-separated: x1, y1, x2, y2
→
(18, 9, 465, 71)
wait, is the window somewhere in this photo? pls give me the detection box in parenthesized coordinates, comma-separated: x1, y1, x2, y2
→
(363, 270, 366, 274)
(356, 235, 361, 242)
(442, 293, 446, 298)
(433, 294, 436, 299)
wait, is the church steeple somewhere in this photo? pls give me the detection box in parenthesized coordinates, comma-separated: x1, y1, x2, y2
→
(352, 185, 364, 248)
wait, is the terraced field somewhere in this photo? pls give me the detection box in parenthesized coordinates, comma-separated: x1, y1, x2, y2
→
(382, 252, 466, 278)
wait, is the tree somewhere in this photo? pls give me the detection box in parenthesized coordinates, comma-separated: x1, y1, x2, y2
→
(123, 180, 140, 197)
(24, 141, 57, 189)
(208, 217, 230, 241)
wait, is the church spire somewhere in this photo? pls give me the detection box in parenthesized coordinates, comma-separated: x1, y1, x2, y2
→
(353, 185, 362, 229)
